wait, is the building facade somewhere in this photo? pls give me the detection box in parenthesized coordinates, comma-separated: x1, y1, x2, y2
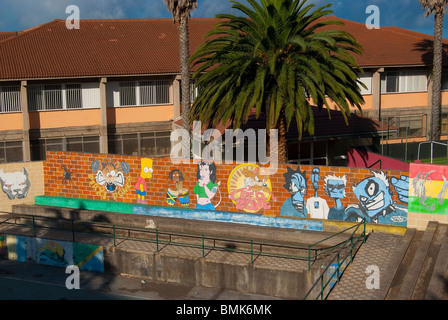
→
(0, 17, 447, 165)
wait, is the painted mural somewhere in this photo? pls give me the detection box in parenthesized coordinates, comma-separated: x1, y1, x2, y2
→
(166, 167, 189, 207)
(409, 163, 448, 215)
(345, 171, 408, 225)
(4, 235, 104, 272)
(324, 174, 347, 221)
(281, 166, 308, 218)
(194, 161, 221, 210)
(280, 166, 408, 226)
(42, 151, 412, 227)
(135, 158, 153, 204)
(0, 167, 31, 200)
(89, 158, 132, 200)
(306, 168, 329, 220)
(228, 164, 276, 213)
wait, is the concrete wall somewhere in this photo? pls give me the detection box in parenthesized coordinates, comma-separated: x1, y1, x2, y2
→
(42, 151, 409, 227)
(4, 234, 104, 273)
(0, 161, 44, 214)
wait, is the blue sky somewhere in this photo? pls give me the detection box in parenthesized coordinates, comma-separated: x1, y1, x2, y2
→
(0, 0, 446, 38)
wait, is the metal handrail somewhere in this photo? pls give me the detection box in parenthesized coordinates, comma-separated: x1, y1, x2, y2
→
(0, 212, 366, 270)
(303, 219, 367, 300)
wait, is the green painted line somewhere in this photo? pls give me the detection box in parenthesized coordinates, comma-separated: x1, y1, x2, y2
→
(34, 196, 135, 214)
(34, 195, 199, 215)
(408, 196, 448, 215)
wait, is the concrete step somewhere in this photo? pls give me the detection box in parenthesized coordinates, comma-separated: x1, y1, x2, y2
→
(385, 221, 448, 300)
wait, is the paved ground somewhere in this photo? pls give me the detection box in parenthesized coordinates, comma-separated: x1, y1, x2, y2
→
(327, 232, 402, 300)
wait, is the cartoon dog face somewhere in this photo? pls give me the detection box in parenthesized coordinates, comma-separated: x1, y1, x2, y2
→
(0, 167, 31, 200)
(91, 159, 130, 193)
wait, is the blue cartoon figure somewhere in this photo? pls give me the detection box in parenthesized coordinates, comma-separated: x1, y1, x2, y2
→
(280, 166, 308, 218)
(345, 171, 408, 226)
(324, 174, 347, 221)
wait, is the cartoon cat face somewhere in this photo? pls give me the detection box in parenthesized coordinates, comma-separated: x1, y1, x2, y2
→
(0, 167, 31, 200)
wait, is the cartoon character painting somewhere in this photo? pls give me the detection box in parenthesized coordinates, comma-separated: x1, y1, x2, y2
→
(228, 164, 276, 213)
(166, 168, 189, 207)
(345, 171, 408, 226)
(91, 159, 131, 193)
(324, 174, 347, 221)
(193, 161, 221, 210)
(0, 167, 31, 200)
(280, 166, 308, 218)
(135, 158, 153, 204)
(305, 168, 329, 219)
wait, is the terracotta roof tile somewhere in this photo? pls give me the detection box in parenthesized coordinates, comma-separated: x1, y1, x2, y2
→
(0, 17, 446, 80)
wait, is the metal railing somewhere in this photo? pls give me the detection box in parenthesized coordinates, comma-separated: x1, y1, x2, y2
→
(0, 213, 366, 272)
(303, 219, 367, 300)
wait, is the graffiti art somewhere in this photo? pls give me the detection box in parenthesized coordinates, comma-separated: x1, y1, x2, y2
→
(166, 168, 189, 207)
(0, 167, 31, 200)
(324, 174, 347, 221)
(193, 161, 221, 210)
(135, 158, 153, 204)
(345, 170, 408, 225)
(280, 166, 308, 218)
(305, 168, 329, 219)
(228, 164, 275, 213)
(91, 159, 131, 193)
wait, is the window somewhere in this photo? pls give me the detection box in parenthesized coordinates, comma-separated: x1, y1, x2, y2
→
(381, 70, 427, 93)
(442, 69, 448, 91)
(31, 136, 100, 161)
(0, 141, 23, 163)
(66, 84, 82, 109)
(358, 73, 372, 95)
(118, 80, 171, 107)
(28, 83, 94, 111)
(140, 81, 171, 105)
(44, 85, 63, 110)
(119, 82, 137, 106)
(27, 85, 64, 110)
(384, 72, 399, 93)
(108, 131, 171, 157)
(0, 86, 21, 113)
(287, 141, 328, 165)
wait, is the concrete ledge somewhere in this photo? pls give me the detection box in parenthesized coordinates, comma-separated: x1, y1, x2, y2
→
(133, 204, 323, 232)
(103, 245, 318, 299)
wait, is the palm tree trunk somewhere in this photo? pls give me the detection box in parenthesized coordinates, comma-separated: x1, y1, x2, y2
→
(431, 11, 444, 141)
(268, 111, 288, 164)
(179, 16, 192, 158)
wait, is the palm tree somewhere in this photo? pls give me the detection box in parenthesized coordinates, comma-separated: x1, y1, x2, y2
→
(419, 0, 447, 141)
(163, 0, 198, 157)
(189, 0, 365, 164)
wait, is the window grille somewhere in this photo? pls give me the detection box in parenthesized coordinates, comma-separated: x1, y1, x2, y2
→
(0, 86, 21, 113)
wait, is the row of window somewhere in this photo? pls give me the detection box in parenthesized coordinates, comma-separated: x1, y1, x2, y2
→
(0, 131, 172, 163)
(1, 71, 447, 113)
(0, 80, 174, 113)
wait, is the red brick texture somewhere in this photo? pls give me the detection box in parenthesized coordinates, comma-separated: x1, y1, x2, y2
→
(43, 151, 409, 218)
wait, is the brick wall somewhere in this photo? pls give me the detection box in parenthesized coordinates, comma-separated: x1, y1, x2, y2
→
(0, 161, 44, 214)
(43, 151, 409, 226)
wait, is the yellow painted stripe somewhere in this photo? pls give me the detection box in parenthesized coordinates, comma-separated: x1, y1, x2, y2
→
(409, 178, 448, 199)
(76, 246, 103, 268)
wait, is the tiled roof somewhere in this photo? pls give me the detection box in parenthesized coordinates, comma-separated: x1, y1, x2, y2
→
(0, 19, 217, 80)
(0, 32, 15, 41)
(0, 17, 447, 80)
